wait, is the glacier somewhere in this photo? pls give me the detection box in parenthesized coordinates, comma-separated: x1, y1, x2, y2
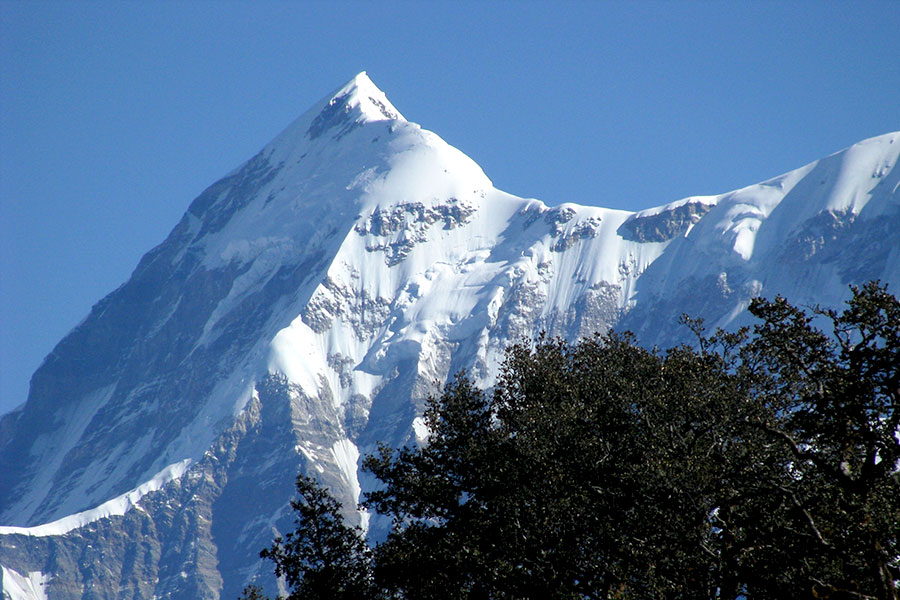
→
(1, 72, 898, 599)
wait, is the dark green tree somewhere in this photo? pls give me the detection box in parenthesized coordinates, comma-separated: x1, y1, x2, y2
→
(728, 281, 900, 599)
(246, 282, 899, 600)
(247, 474, 378, 600)
(365, 333, 758, 599)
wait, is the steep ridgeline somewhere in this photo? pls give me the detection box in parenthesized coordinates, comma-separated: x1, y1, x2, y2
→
(1, 73, 898, 599)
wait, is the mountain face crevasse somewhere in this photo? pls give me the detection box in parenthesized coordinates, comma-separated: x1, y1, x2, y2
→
(1, 72, 898, 599)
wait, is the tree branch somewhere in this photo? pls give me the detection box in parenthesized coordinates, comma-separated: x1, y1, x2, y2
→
(775, 485, 832, 549)
(750, 419, 850, 488)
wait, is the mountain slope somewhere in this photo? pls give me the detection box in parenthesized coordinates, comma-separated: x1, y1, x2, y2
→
(1, 73, 898, 599)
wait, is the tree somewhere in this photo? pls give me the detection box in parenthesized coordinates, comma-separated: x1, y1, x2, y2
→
(365, 333, 763, 599)
(245, 282, 899, 599)
(249, 474, 378, 600)
(730, 281, 900, 598)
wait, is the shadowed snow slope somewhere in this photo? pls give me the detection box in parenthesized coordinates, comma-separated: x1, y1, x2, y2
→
(1, 72, 898, 599)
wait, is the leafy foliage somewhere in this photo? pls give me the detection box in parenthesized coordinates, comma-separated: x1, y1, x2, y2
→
(244, 282, 899, 599)
(731, 281, 900, 598)
(252, 474, 377, 600)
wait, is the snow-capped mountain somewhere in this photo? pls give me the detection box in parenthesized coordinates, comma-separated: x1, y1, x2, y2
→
(1, 72, 898, 599)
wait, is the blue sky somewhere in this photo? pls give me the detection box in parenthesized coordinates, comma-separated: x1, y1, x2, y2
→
(1, 0, 898, 414)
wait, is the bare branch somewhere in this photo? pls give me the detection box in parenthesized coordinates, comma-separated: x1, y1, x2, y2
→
(775, 485, 832, 549)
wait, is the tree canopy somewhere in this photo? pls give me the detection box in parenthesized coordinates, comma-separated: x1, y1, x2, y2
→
(243, 281, 899, 600)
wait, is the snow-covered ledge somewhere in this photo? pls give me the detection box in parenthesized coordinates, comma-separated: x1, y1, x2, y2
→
(0, 459, 191, 537)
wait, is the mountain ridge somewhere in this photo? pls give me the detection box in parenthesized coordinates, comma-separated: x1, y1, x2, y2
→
(1, 73, 898, 599)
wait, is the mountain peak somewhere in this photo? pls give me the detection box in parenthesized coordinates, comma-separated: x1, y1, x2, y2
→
(343, 71, 404, 121)
(305, 71, 405, 141)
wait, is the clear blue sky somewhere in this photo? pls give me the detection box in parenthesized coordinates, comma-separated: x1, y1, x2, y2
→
(1, 0, 898, 414)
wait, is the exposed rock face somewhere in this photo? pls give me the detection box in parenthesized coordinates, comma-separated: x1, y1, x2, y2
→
(1, 73, 898, 599)
(0, 376, 354, 599)
(617, 200, 713, 243)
